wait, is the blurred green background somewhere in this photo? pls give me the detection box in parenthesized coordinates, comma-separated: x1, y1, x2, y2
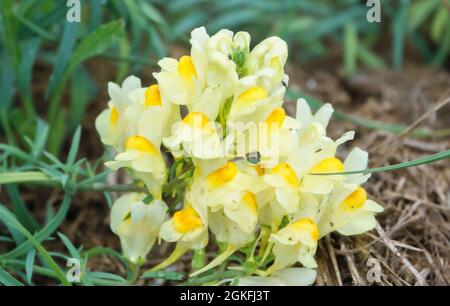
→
(0, 0, 449, 156)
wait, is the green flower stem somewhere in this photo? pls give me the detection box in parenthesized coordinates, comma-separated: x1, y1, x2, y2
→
(0, 171, 53, 185)
(0, 171, 146, 193)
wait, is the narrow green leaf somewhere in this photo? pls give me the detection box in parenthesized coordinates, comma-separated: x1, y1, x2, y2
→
(13, 10, 55, 41)
(25, 249, 36, 284)
(32, 118, 49, 158)
(70, 67, 95, 130)
(140, 2, 167, 25)
(344, 21, 358, 75)
(431, 21, 450, 67)
(18, 38, 41, 117)
(300, 7, 366, 42)
(0, 49, 16, 111)
(141, 270, 185, 281)
(0, 171, 54, 185)
(45, 22, 79, 99)
(87, 271, 127, 283)
(57, 232, 93, 286)
(66, 19, 126, 74)
(0, 193, 72, 260)
(7, 184, 40, 232)
(47, 20, 125, 154)
(0, 267, 24, 286)
(67, 126, 81, 167)
(407, 0, 440, 31)
(392, 1, 408, 69)
(431, 9, 449, 41)
(0, 0, 20, 70)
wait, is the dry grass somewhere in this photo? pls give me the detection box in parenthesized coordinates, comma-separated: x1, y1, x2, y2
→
(285, 62, 450, 285)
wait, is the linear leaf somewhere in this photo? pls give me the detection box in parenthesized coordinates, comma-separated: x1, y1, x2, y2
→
(0, 193, 72, 259)
(0, 205, 70, 285)
(0, 267, 24, 286)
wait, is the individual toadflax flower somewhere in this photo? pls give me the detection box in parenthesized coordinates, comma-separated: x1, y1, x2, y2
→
(199, 160, 266, 210)
(265, 218, 320, 274)
(287, 131, 356, 195)
(243, 35, 288, 91)
(263, 162, 302, 217)
(154, 54, 224, 120)
(125, 82, 180, 139)
(317, 181, 383, 237)
(153, 56, 200, 107)
(226, 77, 286, 123)
(106, 133, 167, 198)
(95, 76, 143, 151)
(151, 194, 208, 272)
(110, 193, 167, 264)
(191, 191, 259, 277)
(187, 161, 265, 277)
(163, 111, 224, 159)
(190, 27, 250, 93)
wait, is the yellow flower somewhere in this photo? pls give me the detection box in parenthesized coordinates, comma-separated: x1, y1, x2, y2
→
(209, 191, 258, 245)
(244, 36, 288, 89)
(144, 84, 162, 107)
(198, 160, 266, 213)
(269, 218, 319, 273)
(227, 84, 285, 122)
(263, 162, 300, 215)
(285, 130, 356, 195)
(159, 199, 208, 250)
(110, 193, 167, 264)
(106, 134, 166, 198)
(190, 27, 248, 94)
(95, 76, 142, 150)
(163, 111, 224, 159)
(317, 183, 383, 237)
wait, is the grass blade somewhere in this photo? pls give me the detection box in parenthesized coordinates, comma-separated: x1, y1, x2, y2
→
(57, 232, 93, 286)
(0, 205, 70, 285)
(344, 21, 358, 75)
(67, 126, 81, 167)
(0, 267, 24, 286)
(25, 249, 36, 284)
(7, 184, 40, 232)
(1, 193, 72, 259)
(0, 171, 54, 185)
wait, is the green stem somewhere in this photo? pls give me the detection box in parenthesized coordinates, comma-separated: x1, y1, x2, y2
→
(0, 171, 146, 193)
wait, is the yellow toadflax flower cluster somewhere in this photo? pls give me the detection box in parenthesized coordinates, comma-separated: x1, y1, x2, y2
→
(95, 27, 383, 285)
